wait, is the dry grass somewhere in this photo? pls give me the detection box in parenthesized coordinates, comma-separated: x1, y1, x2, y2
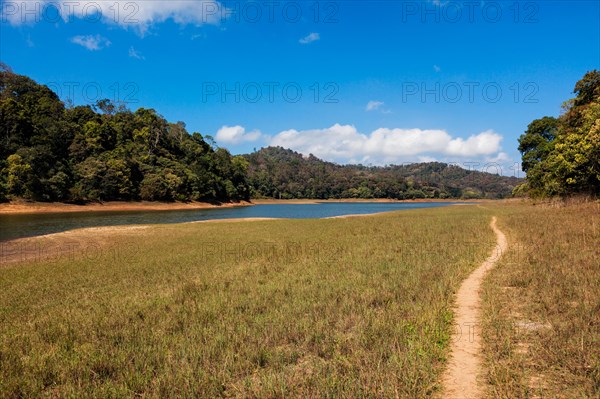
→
(482, 200, 600, 398)
(0, 206, 495, 398)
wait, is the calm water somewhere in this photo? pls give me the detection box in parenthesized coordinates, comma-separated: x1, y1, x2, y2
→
(0, 202, 458, 242)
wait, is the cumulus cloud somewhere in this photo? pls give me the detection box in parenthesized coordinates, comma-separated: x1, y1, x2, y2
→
(365, 101, 384, 111)
(70, 34, 111, 51)
(445, 130, 502, 156)
(299, 32, 320, 44)
(128, 46, 145, 60)
(269, 124, 504, 165)
(2, 1, 224, 33)
(216, 125, 262, 144)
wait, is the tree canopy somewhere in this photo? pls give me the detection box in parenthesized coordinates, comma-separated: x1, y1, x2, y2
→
(244, 147, 522, 200)
(0, 71, 250, 203)
(517, 70, 600, 197)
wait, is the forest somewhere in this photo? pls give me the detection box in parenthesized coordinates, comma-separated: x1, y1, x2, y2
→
(244, 147, 522, 199)
(516, 70, 600, 197)
(0, 69, 251, 203)
(1, 68, 597, 203)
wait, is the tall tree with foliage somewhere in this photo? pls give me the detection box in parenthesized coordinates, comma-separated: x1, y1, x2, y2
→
(517, 117, 559, 195)
(518, 70, 600, 197)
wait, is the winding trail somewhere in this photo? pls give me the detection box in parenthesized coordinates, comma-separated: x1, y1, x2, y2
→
(441, 216, 508, 398)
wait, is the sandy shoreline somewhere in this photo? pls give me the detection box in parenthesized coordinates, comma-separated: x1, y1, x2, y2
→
(324, 213, 385, 219)
(252, 198, 479, 205)
(190, 217, 282, 224)
(0, 217, 288, 266)
(0, 200, 253, 215)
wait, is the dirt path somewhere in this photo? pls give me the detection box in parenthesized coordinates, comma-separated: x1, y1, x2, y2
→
(441, 216, 508, 398)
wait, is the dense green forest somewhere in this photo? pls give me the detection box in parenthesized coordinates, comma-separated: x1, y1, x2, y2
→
(0, 69, 251, 202)
(517, 70, 600, 197)
(0, 69, 540, 203)
(244, 147, 522, 199)
(0, 69, 525, 203)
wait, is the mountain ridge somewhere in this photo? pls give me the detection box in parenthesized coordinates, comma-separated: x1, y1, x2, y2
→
(243, 146, 522, 199)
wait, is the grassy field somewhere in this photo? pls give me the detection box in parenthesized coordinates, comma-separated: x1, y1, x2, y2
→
(3, 201, 597, 398)
(0, 206, 495, 398)
(482, 201, 600, 398)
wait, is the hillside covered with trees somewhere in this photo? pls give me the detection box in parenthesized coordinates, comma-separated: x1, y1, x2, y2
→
(517, 70, 600, 197)
(244, 147, 522, 199)
(0, 69, 525, 203)
(0, 69, 250, 203)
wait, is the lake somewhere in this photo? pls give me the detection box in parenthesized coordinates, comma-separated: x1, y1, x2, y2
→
(0, 202, 460, 242)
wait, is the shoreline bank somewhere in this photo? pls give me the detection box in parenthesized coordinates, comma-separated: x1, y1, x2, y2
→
(252, 198, 481, 204)
(0, 200, 253, 215)
(0, 198, 483, 215)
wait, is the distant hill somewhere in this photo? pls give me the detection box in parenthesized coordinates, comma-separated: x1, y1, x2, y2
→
(244, 147, 523, 199)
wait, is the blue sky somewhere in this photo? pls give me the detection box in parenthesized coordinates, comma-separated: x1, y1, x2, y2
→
(1, 0, 599, 176)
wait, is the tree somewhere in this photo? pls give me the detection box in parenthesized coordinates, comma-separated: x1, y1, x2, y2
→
(0, 62, 12, 73)
(140, 172, 169, 201)
(5, 154, 32, 198)
(517, 117, 559, 193)
(544, 102, 600, 195)
(573, 70, 600, 107)
(519, 70, 600, 197)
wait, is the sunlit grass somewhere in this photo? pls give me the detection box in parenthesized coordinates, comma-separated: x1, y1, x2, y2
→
(482, 200, 600, 398)
(0, 206, 494, 397)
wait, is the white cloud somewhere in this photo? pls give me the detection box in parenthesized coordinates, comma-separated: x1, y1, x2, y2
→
(485, 151, 511, 164)
(445, 130, 502, 156)
(433, 65, 441, 72)
(299, 32, 320, 44)
(70, 34, 111, 51)
(216, 125, 262, 144)
(3, 1, 224, 33)
(269, 124, 504, 165)
(418, 155, 438, 163)
(128, 46, 145, 60)
(365, 100, 384, 111)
